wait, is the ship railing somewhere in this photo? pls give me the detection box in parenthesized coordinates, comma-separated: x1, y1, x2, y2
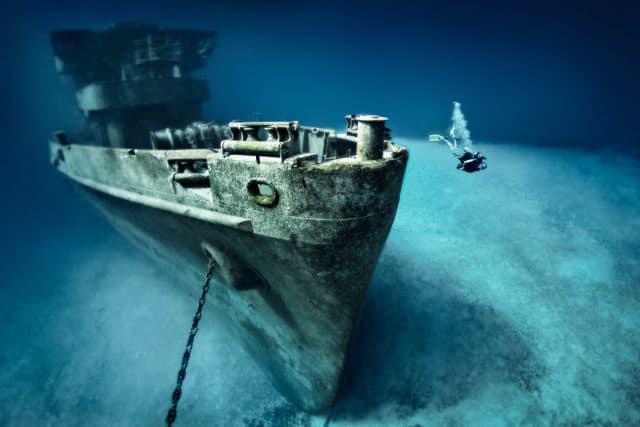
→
(145, 114, 391, 164)
(133, 34, 183, 64)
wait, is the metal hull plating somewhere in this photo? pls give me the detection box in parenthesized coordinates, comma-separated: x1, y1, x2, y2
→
(52, 143, 408, 412)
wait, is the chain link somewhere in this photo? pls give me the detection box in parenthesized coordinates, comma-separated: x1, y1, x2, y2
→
(166, 257, 217, 426)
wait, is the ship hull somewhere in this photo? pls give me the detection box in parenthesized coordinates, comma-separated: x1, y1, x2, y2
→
(52, 143, 407, 412)
(49, 23, 409, 413)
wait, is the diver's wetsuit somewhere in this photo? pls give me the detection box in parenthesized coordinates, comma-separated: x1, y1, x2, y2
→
(456, 151, 487, 172)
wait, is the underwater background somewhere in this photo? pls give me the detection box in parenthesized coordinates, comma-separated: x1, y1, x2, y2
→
(1, 1, 639, 426)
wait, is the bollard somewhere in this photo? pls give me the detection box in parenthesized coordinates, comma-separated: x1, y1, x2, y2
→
(355, 115, 387, 160)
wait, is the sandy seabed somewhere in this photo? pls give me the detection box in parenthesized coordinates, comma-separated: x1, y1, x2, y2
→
(1, 140, 638, 426)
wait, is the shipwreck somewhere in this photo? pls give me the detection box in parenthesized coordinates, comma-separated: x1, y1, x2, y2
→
(49, 23, 408, 413)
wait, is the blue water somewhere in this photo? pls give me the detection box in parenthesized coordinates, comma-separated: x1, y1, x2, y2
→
(1, 140, 638, 426)
(1, 2, 639, 426)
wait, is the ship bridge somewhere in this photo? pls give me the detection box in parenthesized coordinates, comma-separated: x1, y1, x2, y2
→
(51, 23, 215, 148)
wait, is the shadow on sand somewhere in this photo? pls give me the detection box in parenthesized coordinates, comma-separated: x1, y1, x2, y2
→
(331, 244, 545, 421)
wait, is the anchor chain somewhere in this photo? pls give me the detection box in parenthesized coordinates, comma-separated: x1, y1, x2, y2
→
(166, 257, 217, 426)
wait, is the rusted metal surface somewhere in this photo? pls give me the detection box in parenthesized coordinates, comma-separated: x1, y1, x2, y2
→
(50, 123, 407, 411)
(49, 23, 409, 413)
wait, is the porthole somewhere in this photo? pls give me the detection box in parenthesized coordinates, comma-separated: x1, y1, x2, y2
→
(247, 179, 278, 207)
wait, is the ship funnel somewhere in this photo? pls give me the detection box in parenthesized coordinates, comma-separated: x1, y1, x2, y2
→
(353, 115, 387, 160)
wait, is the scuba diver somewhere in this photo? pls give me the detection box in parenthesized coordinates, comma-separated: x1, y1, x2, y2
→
(455, 149, 487, 172)
(429, 101, 487, 173)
